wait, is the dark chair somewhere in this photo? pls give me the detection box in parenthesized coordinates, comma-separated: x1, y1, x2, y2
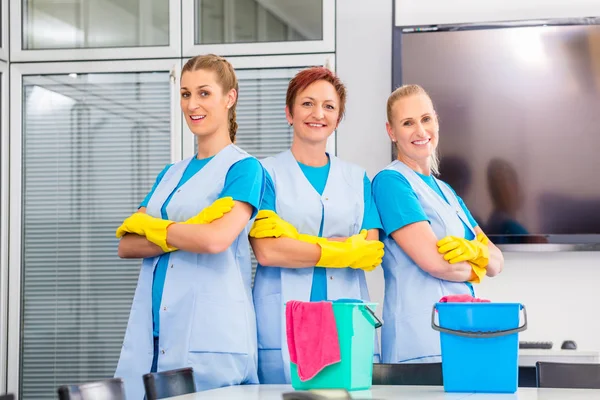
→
(57, 378, 126, 400)
(0, 394, 15, 400)
(143, 367, 196, 400)
(372, 363, 443, 386)
(518, 366, 537, 388)
(536, 361, 600, 389)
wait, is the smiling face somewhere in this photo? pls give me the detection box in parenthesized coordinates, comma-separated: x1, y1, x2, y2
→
(180, 68, 236, 138)
(286, 79, 340, 145)
(386, 93, 439, 169)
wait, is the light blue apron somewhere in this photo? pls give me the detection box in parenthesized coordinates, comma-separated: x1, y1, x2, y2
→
(115, 145, 258, 399)
(380, 160, 475, 364)
(253, 150, 378, 383)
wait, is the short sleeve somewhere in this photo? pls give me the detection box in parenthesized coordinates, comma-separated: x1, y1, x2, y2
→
(219, 157, 266, 219)
(361, 173, 383, 231)
(372, 170, 429, 236)
(258, 171, 276, 212)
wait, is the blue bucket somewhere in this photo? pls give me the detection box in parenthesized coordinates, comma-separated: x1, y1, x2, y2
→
(431, 303, 527, 393)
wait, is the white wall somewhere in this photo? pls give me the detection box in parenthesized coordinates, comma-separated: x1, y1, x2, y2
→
(336, 0, 393, 344)
(335, 0, 392, 178)
(336, 0, 600, 351)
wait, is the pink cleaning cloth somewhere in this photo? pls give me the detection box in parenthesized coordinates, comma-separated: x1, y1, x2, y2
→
(286, 300, 341, 381)
(439, 294, 491, 303)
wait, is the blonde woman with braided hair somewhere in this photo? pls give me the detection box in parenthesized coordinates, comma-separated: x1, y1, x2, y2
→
(115, 54, 265, 398)
(373, 84, 503, 364)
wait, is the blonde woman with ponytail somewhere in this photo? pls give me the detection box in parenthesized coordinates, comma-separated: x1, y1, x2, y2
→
(114, 54, 264, 398)
(373, 84, 503, 364)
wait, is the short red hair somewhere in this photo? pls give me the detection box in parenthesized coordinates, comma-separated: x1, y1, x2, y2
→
(286, 67, 347, 123)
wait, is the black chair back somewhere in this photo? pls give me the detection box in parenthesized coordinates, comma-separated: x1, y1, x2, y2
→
(0, 394, 15, 400)
(143, 367, 196, 400)
(536, 361, 600, 389)
(518, 366, 537, 388)
(57, 378, 126, 400)
(372, 363, 443, 386)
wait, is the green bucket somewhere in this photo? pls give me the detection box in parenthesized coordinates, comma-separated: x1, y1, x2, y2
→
(290, 301, 382, 391)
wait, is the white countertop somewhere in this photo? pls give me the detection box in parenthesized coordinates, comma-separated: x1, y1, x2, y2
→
(164, 385, 600, 399)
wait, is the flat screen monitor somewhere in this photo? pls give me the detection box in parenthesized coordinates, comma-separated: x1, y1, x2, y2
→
(394, 18, 600, 249)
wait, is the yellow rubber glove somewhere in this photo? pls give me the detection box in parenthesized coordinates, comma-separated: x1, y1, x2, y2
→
(116, 213, 175, 253)
(436, 235, 489, 267)
(466, 233, 490, 283)
(437, 234, 490, 283)
(468, 263, 487, 284)
(250, 210, 332, 245)
(470, 233, 490, 267)
(116, 213, 148, 238)
(316, 230, 384, 271)
(344, 230, 383, 272)
(250, 210, 300, 239)
(182, 197, 234, 225)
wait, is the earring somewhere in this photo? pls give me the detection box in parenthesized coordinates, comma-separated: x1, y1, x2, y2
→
(289, 123, 293, 127)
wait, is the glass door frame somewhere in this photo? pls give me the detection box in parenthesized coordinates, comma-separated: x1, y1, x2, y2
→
(181, 53, 337, 159)
(0, 0, 8, 61)
(10, 0, 181, 62)
(7, 59, 183, 397)
(0, 60, 8, 394)
(181, 0, 336, 58)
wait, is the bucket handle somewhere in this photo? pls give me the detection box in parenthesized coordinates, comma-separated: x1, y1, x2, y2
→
(431, 304, 527, 338)
(360, 305, 383, 329)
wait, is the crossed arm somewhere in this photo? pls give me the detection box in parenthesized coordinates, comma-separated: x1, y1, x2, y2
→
(118, 202, 253, 258)
(250, 229, 380, 268)
(390, 222, 502, 281)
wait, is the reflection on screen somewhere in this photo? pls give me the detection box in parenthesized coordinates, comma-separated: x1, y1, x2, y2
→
(401, 23, 600, 242)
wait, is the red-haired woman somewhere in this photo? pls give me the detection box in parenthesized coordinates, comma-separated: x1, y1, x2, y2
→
(249, 67, 384, 383)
